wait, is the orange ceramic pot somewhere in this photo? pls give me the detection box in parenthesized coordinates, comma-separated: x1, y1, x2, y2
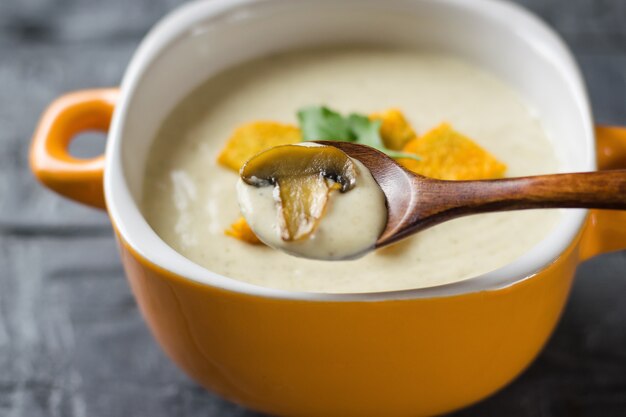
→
(29, 1, 626, 416)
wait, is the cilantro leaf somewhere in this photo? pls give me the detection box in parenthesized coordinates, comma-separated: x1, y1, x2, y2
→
(297, 106, 354, 142)
(297, 105, 420, 161)
(347, 114, 383, 148)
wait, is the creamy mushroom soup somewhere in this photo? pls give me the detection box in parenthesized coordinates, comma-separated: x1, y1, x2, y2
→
(142, 48, 561, 293)
(237, 143, 387, 260)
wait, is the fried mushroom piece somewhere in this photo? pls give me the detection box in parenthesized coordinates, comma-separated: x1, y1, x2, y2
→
(240, 145, 357, 241)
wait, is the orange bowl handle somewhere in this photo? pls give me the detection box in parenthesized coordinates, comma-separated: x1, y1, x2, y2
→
(30, 88, 119, 209)
(580, 125, 626, 260)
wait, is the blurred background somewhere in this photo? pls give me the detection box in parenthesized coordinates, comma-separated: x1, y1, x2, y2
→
(1, 0, 625, 416)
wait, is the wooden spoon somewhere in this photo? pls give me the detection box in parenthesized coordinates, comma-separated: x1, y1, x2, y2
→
(317, 141, 626, 249)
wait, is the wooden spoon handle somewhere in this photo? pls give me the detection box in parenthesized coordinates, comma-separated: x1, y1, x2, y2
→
(428, 169, 626, 214)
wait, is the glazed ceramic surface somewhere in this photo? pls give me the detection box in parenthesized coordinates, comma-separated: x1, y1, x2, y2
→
(30, 1, 626, 416)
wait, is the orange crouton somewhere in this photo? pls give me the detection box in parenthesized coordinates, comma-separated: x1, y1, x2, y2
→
(400, 123, 506, 180)
(225, 217, 262, 245)
(217, 121, 301, 171)
(369, 109, 417, 150)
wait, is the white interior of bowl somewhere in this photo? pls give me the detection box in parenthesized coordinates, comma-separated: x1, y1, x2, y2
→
(105, 0, 594, 301)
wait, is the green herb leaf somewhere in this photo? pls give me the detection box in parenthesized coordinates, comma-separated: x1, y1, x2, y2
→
(297, 105, 420, 161)
(297, 106, 354, 142)
(347, 114, 383, 148)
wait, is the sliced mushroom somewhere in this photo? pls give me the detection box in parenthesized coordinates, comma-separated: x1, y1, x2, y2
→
(240, 145, 357, 241)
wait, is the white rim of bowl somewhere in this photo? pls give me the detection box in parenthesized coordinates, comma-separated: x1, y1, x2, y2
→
(105, 0, 595, 302)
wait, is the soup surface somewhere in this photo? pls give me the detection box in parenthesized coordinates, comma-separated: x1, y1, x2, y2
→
(142, 48, 561, 293)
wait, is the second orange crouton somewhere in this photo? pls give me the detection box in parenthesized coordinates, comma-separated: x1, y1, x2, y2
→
(400, 123, 506, 180)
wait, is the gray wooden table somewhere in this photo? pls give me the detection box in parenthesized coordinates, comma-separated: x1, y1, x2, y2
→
(1, 0, 625, 416)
